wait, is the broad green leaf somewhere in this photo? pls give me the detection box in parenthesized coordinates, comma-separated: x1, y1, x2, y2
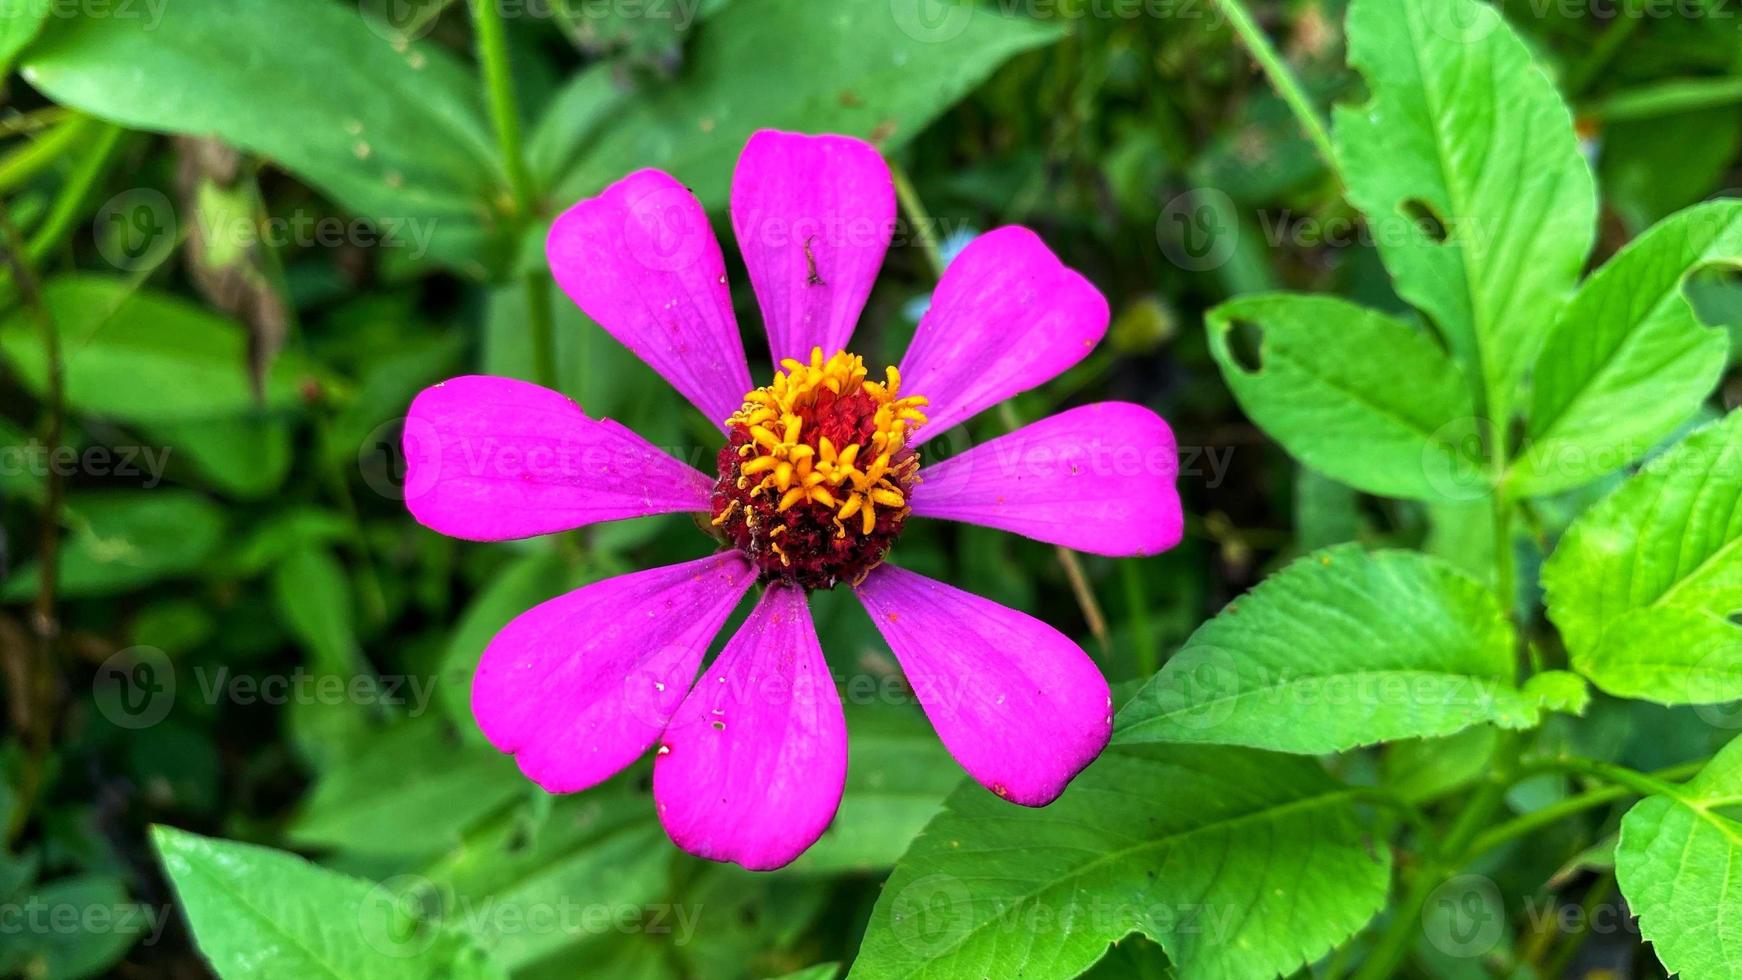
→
(2, 490, 224, 600)
(1616, 736, 1742, 978)
(1510, 201, 1739, 495)
(270, 546, 362, 678)
(21, 0, 505, 272)
(0, 874, 146, 980)
(783, 705, 959, 875)
(436, 549, 579, 739)
(151, 826, 504, 979)
(0, 0, 50, 75)
(1333, 0, 1596, 425)
(0, 276, 311, 421)
(772, 966, 841, 980)
(287, 716, 523, 859)
(1115, 546, 1582, 753)
(1543, 412, 1742, 704)
(1205, 293, 1480, 501)
(543, 0, 1060, 207)
(848, 745, 1391, 980)
(143, 415, 292, 499)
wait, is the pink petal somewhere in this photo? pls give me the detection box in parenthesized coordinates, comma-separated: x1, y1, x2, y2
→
(472, 554, 755, 794)
(403, 375, 714, 541)
(653, 584, 846, 871)
(730, 130, 896, 365)
(547, 170, 753, 428)
(910, 403, 1183, 556)
(899, 227, 1109, 442)
(854, 565, 1111, 806)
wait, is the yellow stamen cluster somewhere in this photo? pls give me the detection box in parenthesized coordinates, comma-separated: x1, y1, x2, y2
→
(716, 348, 928, 538)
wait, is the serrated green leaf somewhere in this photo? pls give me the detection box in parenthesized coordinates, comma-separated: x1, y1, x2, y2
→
(1333, 0, 1596, 425)
(1116, 546, 1574, 753)
(1510, 201, 1739, 495)
(151, 825, 505, 979)
(1616, 736, 1742, 978)
(847, 745, 1390, 980)
(1543, 412, 1742, 704)
(20, 0, 505, 273)
(543, 0, 1060, 208)
(1205, 293, 1481, 501)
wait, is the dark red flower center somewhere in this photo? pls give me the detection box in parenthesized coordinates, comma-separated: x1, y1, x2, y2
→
(709, 349, 927, 590)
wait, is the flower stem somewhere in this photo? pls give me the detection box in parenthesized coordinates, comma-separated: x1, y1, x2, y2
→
(1463, 758, 1704, 859)
(470, 0, 557, 389)
(890, 162, 946, 280)
(1207, 0, 1338, 175)
(472, 0, 533, 217)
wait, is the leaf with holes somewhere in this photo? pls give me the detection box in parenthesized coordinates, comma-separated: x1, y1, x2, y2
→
(151, 825, 504, 979)
(1115, 545, 1583, 753)
(1543, 412, 1742, 704)
(1206, 293, 1482, 501)
(847, 745, 1391, 980)
(1509, 201, 1740, 495)
(1333, 0, 1596, 426)
(1615, 735, 1742, 978)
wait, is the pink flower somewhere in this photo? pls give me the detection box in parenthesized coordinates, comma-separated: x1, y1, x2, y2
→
(403, 130, 1183, 871)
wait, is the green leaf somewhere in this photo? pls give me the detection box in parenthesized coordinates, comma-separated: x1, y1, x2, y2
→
(847, 745, 1391, 980)
(20, 0, 505, 273)
(1510, 201, 1739, 495)
(783, 705, 960, 875)
(144, 415, 293, 499)
(0, 275, 311, 418)
(771, 966, 841, 980)
(1115, 546, 1578, 753)
(286, 716, 524, 859)
(0, 874, 147, 980)
(151, 825, 504, 979)
(542, 0, 1060, 207)
(1543, 412, 1742, 705)
(1332, 0, 1596, 425)
(270, 546, 361, 678)
(1205, 293, 1481, 501)
(0, 0, 50, 75)
(1616, 736, 1742, 978)
(2, 490, 224, 600)
(427, 794, 674, 972)
(436, 549, 579, 739)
